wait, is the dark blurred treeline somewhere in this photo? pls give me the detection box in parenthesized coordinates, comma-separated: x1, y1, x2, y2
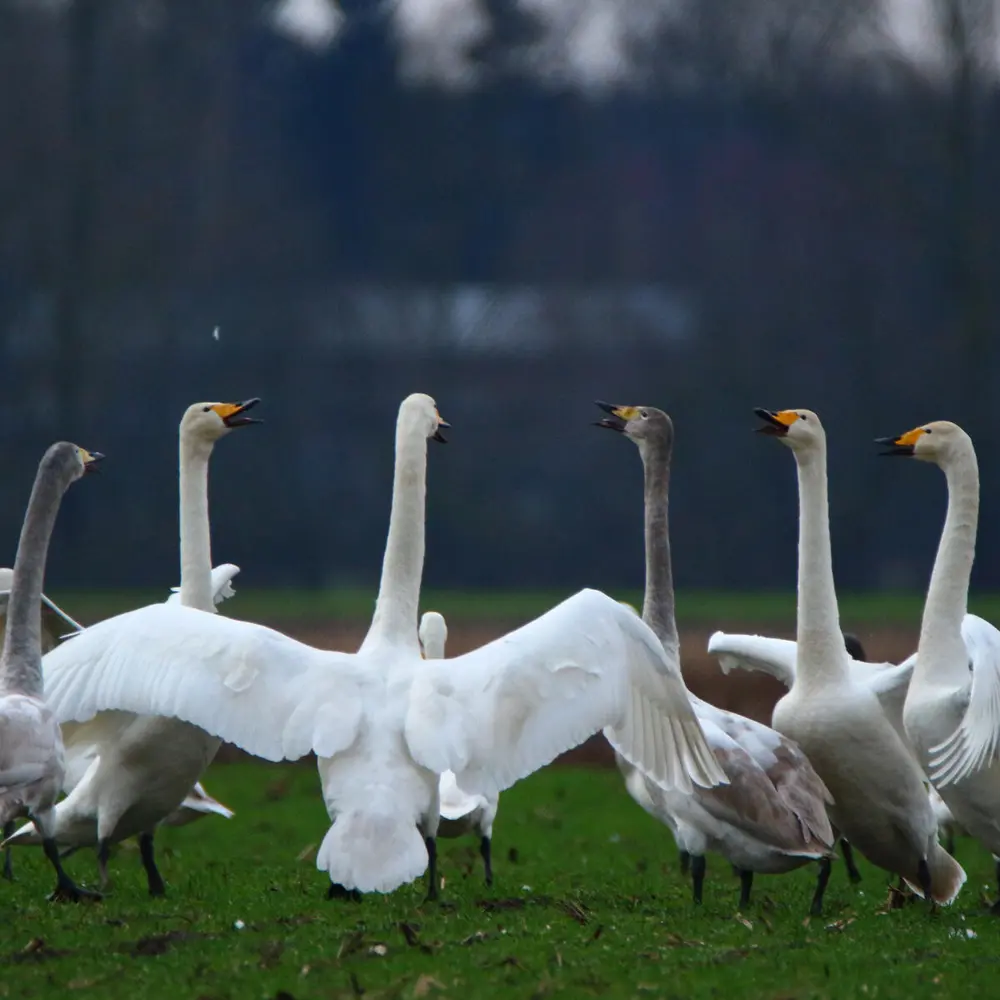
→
(0, 0, 998, 595)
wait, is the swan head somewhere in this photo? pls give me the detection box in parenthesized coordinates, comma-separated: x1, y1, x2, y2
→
(181, 399, 262, 444)
(754, 408, 823, 451)
(42, 442, 105, 484)
(593, 402, 673, 450)
(418, 610, 448, 659)
(400, 393, 450, 444)
(875, 420, 970, 464)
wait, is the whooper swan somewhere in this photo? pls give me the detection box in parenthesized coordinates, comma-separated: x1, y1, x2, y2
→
(39, 393, 725, 898)
(419, 610, 499, 887)
(0, 442, 103, 901)
(877, 420, 1000, 909)
(755, 407, 964, 906)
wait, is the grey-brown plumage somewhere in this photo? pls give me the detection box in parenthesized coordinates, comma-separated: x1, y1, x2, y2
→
(0, 441, 102, 901)
(595, 403, 835, 913)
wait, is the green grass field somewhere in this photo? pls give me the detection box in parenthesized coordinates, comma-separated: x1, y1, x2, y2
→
(4, 762, 998, 1000)
(43, 586, 1000, 627)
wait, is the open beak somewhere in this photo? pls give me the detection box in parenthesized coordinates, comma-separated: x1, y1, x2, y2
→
(219, 398, 262, 428)
(432, 417, 450, 444)
(875, 432, 917, 457)
(754, 408, 791, 437)
(593, 400, 628, 432)
(81, 451, 105, 474)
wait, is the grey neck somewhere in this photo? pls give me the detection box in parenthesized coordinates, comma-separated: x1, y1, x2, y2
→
(638, 436, 679, 654)
(1, 458, 71, 696)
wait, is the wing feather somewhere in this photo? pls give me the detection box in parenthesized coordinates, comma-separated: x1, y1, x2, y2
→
(928, 615, 1000, 786)
(42, 603, 362, 763)
(405, 589, 726, 799)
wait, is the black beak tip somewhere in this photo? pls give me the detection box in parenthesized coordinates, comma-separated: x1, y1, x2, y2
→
(594, 400, 618, 415)
(432, 430, 448, 444)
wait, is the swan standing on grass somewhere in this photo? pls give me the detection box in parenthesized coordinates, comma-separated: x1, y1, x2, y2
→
(877, 421, 1000, 910)
(1, 565, 235, 877)
(706, 631, 915, 885)
(7, 401, 261, 894)
(594, 403, 835, 913)
(38, 393, 725, 898)
(0, 442, 103, 901)
(754, 407, 965, 906)
(419, 610, 499, 887)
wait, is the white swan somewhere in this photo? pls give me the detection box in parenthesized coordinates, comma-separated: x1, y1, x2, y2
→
(1, 563, 236, 876)
(595, 403, 835, 913)
(37, 393, 725, 898)
(755, 407, 965, 905)
(7, 400, 261, 894)
(419, 610, 499, 887)
(877, 420, 1000, 909)
(0, 442, 103, 901)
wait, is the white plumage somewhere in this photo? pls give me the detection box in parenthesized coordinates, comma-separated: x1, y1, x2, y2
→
(420, 610, 498, 886)
(36, 394, 726, 897)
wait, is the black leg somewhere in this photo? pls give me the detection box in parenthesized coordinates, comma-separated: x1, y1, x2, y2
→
(2, 820, 13, 881)
(994, 857, 1000, 899)
(809, 857, 832, 916)
(691, 854, 706, 905)
(945, 832, 956, 857)
(840, 840, 862, 884)
(917, 859, 935, 911)
(43, 837, 100, 902)
(480, 835, 493, 887)
(424, 836, 439, 901)
(679, 850, 690, 875)
(138, 832, 166, 897)
(326, 881, 363, 902)
(96, 839, 112, 891)
(738, 869, 753, 909)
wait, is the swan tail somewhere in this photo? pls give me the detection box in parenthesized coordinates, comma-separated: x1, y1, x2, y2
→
(903, 844, 966, 905)
(316, 796, 428, 894)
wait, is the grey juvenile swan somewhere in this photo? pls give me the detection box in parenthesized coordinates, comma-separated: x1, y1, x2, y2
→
(0, 442, 103, 901)
(594, 403, 835, 913)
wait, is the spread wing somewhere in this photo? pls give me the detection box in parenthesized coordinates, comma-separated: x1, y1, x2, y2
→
(405, 588, 726, 799)
(42, 603, 363, 762)
(928, 614, 1000, 786)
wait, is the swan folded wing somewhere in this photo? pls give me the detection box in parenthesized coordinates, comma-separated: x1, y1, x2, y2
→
(706, 632, 798, 688)
(927, 615, 1000, 786)
(60, 711, 137, 791)
(41, 603, 362, 763)
(692, 707, 834, 852)
(405, 589, 726, 798)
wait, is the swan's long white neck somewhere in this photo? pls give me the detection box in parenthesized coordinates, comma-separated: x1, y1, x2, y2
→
(361, 414, 428, 652)
(177, 435, 217, 613)
(792, 440, 847, 691)
(915, 436, 979, 689)
(0, 462, 69, 697)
